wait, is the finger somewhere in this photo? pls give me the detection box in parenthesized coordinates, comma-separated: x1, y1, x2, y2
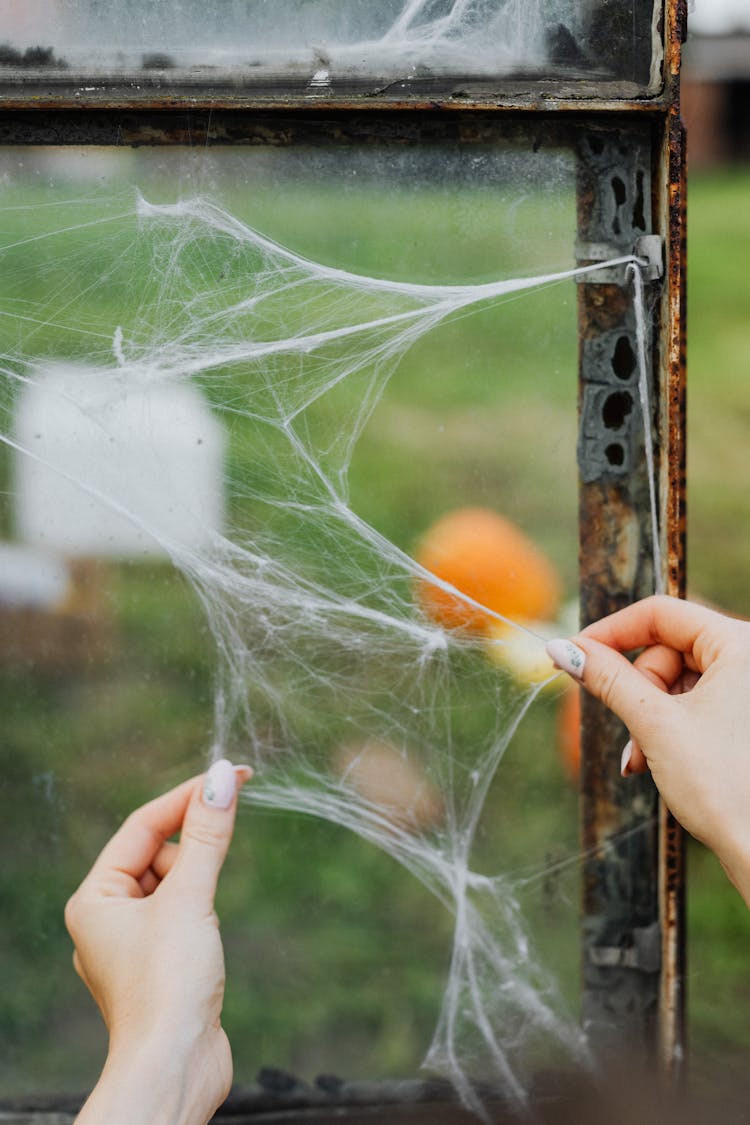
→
(563, 636, 672, 744)
(619, 646, 681, 777)
(168, 761, 252, 903)
(621, 737, 648, 776)
(86, 776, 200, 893)
(633, 643, 685, 694)
(138, 867, 159, 896)
(136, 842, 180, 895)
(580, 595, 739, 673)
(673, 668, 700, 694)
(152, 840, 179, 880)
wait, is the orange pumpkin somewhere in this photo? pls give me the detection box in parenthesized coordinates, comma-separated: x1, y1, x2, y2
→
(414, 507, 561, 633)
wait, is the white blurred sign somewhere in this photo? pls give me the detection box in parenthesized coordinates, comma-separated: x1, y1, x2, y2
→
(0, 544, 70, 609)
(14, 362, 225, 559)
(691, 0, 750, 33)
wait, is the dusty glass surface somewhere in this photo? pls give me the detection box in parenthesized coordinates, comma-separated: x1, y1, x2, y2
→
(0, 143, 587, 1106)
(1, 0, 662, 91)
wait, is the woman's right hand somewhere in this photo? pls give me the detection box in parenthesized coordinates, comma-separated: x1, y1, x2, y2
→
(547, 595, 750, 905)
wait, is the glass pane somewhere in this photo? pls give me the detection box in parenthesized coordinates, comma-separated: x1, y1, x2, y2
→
(2, 0, 661, 92)
(0, 142, 587, 1114)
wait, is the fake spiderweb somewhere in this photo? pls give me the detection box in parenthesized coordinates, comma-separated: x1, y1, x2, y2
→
(11, 0, 623, 77)
(0, 177, 657, 1120)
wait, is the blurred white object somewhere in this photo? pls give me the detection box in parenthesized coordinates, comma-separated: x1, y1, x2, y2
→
(0, 544, 70, 609)
(691, 0, 750, 34)
(14, 362, 225, 558)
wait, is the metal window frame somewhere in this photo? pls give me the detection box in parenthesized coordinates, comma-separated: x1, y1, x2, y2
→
(0, 0, 687, 1112)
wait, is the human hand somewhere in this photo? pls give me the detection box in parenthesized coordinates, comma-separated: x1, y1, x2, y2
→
(66, 759, 252, 1125)
(546, 596, 750, 906)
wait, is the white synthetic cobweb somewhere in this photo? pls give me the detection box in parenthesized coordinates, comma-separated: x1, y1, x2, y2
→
(27, 0, 585, 76)
(0, 191, 657, 1122)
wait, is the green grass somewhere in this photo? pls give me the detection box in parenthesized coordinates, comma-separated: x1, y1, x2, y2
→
(687, 169, 750, 613)
(683, 167, 750, 1085)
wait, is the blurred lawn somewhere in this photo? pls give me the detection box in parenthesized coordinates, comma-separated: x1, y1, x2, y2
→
(0, 158, 748, 1099)
(684, 167, 750, 1090)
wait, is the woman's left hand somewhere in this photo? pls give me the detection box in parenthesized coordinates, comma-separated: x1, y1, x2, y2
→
(67, 759, 252, 1125)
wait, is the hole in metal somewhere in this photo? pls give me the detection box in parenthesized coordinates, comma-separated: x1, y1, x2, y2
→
(611, 175, 627, 205)
(611, 174, 627, 236)
(611, 335, 636, 380)
(602, 390, 633, 430)
(605, 442, 625, 466)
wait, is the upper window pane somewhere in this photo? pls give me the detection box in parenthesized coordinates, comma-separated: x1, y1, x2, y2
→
(1, 0, 663, 97)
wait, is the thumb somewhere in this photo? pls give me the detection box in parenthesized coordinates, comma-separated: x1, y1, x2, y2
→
(547, 636, 670, 743)
(169, 759, 252, 902)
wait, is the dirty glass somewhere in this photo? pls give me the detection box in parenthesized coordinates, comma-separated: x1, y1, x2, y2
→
(0, 141, 591, 1110)
(1, 0, 662, 94)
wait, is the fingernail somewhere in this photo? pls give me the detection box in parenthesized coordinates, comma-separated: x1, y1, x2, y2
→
(234, 764, 253, 786)
(620, 740, 633, 778)
(545, 639, 586, 680)
(203, 758, 237, 809)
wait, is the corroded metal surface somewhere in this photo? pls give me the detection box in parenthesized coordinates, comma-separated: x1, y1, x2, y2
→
(0, 107, 671, 149)
(0, 61, 663, 115)
(576, 0, 687, 1080)
(576, 125, 662, 1060)
(657, 0, 689, 1072)
(0, 89, 668, 115)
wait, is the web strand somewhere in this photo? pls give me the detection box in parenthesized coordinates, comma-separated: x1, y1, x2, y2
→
(629, 261, 664, 595)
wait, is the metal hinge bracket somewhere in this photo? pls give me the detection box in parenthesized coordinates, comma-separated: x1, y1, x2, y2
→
(576, 235, 664, 284)
(589, 921, 661, 973)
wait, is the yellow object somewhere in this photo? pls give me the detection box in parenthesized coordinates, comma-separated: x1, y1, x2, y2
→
(484, 620, 560, 692)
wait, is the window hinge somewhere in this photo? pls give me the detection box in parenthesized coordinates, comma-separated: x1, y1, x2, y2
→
(589, 922, 661, 973)
(575, 235, 664, 284)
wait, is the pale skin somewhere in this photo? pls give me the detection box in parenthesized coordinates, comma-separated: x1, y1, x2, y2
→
(550, 594, 750, 907)
(66, 761, 252, 1125)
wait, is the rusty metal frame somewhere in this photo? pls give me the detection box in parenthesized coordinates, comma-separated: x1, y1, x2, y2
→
(0, 0, 688, 1103)
(0, 0, 664, 114)
(657, 0, 688, 1077)
(575, 0, 686, 1079)
(576, 124, 662, 1057)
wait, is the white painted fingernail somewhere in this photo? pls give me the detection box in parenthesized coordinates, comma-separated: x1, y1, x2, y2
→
(620, 740, 633, 777)
(203, 758, 237, 809)
(545, 639, 586, 680)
